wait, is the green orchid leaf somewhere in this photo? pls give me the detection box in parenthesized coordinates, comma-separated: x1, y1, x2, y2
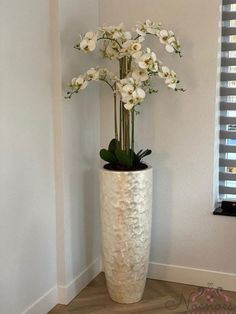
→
(136, 149, 143, 157)
(100, 149, 117, 164)
(108, 138, 120, 153)
(115, 149, 133, 167)
(139, 149, 152, 160)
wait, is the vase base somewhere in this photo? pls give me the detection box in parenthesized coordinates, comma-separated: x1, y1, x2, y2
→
(106, 279, 146, 304)
(109, 294, 143, 304)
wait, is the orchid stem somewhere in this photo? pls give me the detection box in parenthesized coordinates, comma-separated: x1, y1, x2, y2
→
(131, 109, 134, 151)
(113, 84, 118, 140)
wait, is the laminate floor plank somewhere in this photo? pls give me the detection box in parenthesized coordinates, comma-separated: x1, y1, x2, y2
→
(49, 273, 236, 314)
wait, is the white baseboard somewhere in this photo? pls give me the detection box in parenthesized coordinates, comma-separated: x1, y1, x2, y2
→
(57, 256, 102, 305)
(22, 259, 236, 313)
(21, 286, 58, 314)
(148, 262, 236, 292)
(22, 256, 102, 314)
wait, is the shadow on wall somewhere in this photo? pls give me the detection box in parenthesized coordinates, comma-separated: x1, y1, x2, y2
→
(83, 166, 100, 265)
(65, 89, 100, 281)
(151, 153, 173, 267)
(67, 154, 100, 280)
(60, 0, 101, 281)
(136, 95, 174, 270)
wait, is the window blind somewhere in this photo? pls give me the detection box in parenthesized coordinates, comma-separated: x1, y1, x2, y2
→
(220, 0, 236, 199)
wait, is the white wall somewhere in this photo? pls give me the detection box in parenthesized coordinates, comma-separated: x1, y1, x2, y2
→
(99, 0, 236, 276)
(58, 0, 101, 289)
(0, 0, 101, 312)
(0, 1, 57, 313)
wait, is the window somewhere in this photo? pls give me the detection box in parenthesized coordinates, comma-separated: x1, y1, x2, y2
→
(219, 0, 236, 200)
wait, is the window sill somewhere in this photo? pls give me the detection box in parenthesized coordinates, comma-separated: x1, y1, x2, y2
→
(213, 207, 236, 217)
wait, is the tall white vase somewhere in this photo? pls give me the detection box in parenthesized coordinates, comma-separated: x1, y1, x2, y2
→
(100, 167, 153, 304)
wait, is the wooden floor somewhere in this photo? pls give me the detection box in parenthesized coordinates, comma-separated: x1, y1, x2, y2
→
(49, 273, 236, 313)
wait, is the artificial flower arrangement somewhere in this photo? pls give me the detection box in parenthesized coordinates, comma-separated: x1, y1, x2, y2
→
(66, 20, 184, 170)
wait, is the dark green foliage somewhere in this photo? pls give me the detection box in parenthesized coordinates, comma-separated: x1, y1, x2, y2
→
(100, 139, 152, 170)
(99, 149, 117, 164)
(115, 149, 133, 167)
(108, 138, 120, 152)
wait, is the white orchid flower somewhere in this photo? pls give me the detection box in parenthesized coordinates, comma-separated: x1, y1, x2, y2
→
(132, 50, 142, 59)
(136, 19, 161, 39)
(100, 23, 125, 40)
(121, 84, 135, 98)
(158, 66, 170, 78)
(159, 66, 178, 89)
(123, 87, 146, 111)
(159, 30, 169, 44)
(80, 32, 97, 52)
(164, 72, 178, 89)
(132, 69, 149, 82)
(80, 39, 95, 52)
(168, 82, 177, 90)
(135, 23, 147, 43)
(113, 31, 122, 39)
(138, 36, 145, 43)
(98, 68, 108, 79)
(165, 44, 175, 53)
(124, 97, 135, 110)
(67, 20, 183, 110)
(122, 84, 134, 93)
(105, 44, 119, 59)
(72, 75, 88, 90)
(130, 42, 142, 54)
(117, 77, 143, 109)
(167, 36, 176, 44)
(81, 81, 88, 90)
(137, 54, 149, 69)
(113, 24, 125, 39)
(71, 77, 77, 86)
(120, 77, 135, 86)
(145, 19, 157, 34)
(117, 77, 135, 95)
(86, 68, 99, 81)
(167, 35, 180, 53)
(98, 68, 118, 83)
(124, 31, 132, 40)
(135, 49, 158, 72)
(147, 28, 157, 35)
(122, 40, 132, 51)
(122, 40, 142, 56)
(99, 23, 124, 39)
(75, 76, 84, 85)
(133, 88, 145, 100)
(136, 28, 146, 37)
(159, 29, 179, 53)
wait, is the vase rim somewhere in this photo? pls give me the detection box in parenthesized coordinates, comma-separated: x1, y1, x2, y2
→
(100, 165, 152, 173)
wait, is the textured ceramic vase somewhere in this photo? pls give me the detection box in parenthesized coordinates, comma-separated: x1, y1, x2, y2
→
(100, 167, 153, 304)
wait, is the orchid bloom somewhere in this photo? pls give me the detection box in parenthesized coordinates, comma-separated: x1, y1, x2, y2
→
(66, 20, 184, 155)
(134, 48, 159, 72)
(159, 66, 178, 90)
(80, 32, 98, 52)
(68, 20, 183, 107)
